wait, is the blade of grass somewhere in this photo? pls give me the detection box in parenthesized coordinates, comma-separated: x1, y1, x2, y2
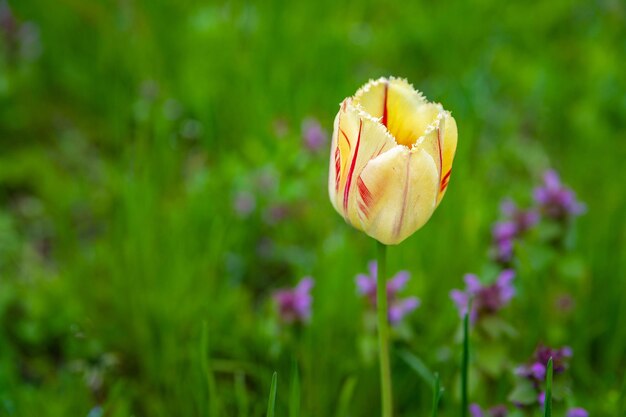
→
(289, 360, 300, 417)
(544, 357, 553, 417)
(267, 372, 278, 417)
(397, 349, 435, 387)
(335, 376, 358, 417)
(397, 350, 442, 417)
(461, 309, 470, 417)
(431, 372, 442, 417)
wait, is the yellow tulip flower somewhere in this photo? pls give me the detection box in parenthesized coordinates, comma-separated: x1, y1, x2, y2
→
(328, 77, 457, 245)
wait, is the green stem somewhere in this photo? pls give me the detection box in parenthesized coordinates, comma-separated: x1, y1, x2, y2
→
(376, 241, 393, 417)
(431, 372, 441, 417)
(544, 358, 553, 417)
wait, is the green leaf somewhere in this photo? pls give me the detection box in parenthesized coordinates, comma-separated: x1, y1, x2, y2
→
(508, 379, 537, 405)
(475, 342, 509, 377)
(335, 376, 358, 417)
(557, 254, 586, 283)
(266, 372, 278, 417)
(544, 358, 553, 417)
(431, 373, 443, 417)
(398, 349, 435, 387)
(480, 316, 518, 340)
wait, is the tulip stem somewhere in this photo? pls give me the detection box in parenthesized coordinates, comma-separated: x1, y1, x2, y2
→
(376, 241, 393, 417)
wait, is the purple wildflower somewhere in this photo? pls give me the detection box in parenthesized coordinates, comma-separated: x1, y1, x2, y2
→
(491, 199, 539, 264)
(469, 404, 508, 417)
(273, 277, 314, 324)
(533, 170, 586, 220)
(356, 261, 420, 325)
(516, 344, 572, 382)
(469, 404, 484, 417)
(233, 191, 256, 218)
(489, 405, 508, 417)
(555, 293, 575, 313)
(450, 270, 516, 323)
(566, 408, 588, 417)
(0, 0, 17, 41)
(263, 203, 290, 225)
(492, 221, 518, 242)
(500, 199, 540, 233)
(492, 234, 515, 264)
(538, 391, 545, 407)
(301, 117, 328, 152)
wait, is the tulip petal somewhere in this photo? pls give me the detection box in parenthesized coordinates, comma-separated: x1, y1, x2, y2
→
(356, 146, 439, 245)
(353, 78, 391, 126)
(412, 110, 458, 205)
(328, 100, 397, 228)
(438, 112, 457, 203)
(354, 78, 443, 148)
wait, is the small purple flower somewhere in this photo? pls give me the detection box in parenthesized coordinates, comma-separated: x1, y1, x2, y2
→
(566, 407, 588, 417)
(469, 404, 508, 417)
(233, 191, 256, 218)
(491, 199, 539, 264)
(301, 117, 328, 152)
(555, 293, 575, 313)
(516, 344, 572, 382)
(263, 203, 290, 225)
(0, 0, 18, 40)
(450, 270, 516, 322)
(500, 199, 540, 233)
(356, 261, 420, 325)
(469, 404, 484, 417)
(489, 405, 508, 417)
(529, 362, 546, 380)
(533, 170, 586, 220)
(492, 221, 518, 242)
(493, 237, 514, 264)
(273, 277, 314, 324)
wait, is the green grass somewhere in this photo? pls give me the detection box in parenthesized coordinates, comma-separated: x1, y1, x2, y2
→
(0, 0, 625, 416)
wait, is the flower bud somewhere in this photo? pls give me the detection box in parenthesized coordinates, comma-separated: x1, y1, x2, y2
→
(328, 77, 457, 245)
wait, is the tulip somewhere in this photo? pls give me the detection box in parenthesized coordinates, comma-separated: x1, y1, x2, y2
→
(328, 77, 458, 245)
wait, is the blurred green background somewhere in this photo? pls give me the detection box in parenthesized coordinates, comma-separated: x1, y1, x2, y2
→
(1, 0, 625, 416)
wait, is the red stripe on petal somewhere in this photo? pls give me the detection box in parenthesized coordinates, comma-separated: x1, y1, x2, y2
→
(437, 127, 443, 176)
(334, 147, 341, 191)
(374, 142, 387, 157)
(382, 81, 389, 128)
(393, 153, 412, 238)
(343, 120, 363, 213)
(440, 169, 452, 192)
(357, 176, 373, 218)
(340, 128, 351, 148)
(358, 202, 369, 219)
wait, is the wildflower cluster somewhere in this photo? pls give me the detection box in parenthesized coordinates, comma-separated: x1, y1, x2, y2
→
(271, 261, 421, 328)
(356, 261, 420, 325)
(534, 170, 586, 221)
(515, 344, 572, 384)
(273, 277, 314, 325)
(451, 169, 587, 416)
(450, 269, 515, 323)
(491, 170, 585, 265)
